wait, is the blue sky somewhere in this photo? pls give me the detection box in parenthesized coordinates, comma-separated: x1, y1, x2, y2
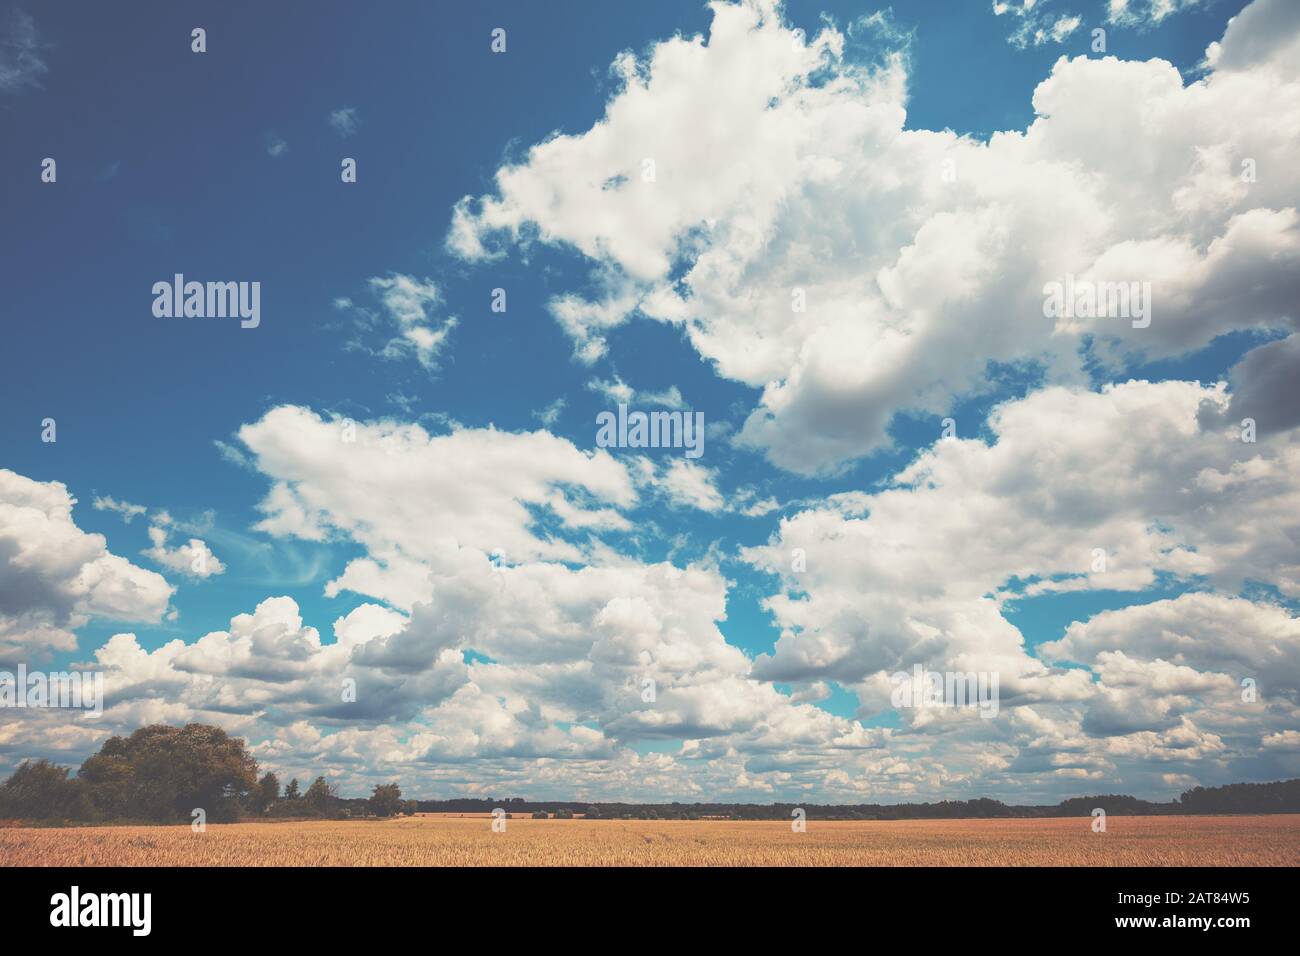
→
(2, 0, 1297, 803)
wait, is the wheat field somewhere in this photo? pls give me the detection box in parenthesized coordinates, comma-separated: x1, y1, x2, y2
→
(1, 814, 1296, 866)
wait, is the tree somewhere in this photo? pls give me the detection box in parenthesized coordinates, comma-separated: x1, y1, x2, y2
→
(76, 723, 258, 823)
(369, 783, 403, 817)
(304, 776, 338, 816)
(252, 772, 280, 813)
(584, 805, 601, 819)
(284, 778, 301, 801)
(75, 748, 133, 819)
(0, 760, 87, 820)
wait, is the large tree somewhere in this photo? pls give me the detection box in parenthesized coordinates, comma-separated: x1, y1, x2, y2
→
(252, 771, 281, 813)
(304, 776, 338, 816)
(369, 782, 403, 817)
(77, 723, 258, 823)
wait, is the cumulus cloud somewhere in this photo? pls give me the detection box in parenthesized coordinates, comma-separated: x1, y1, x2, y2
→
(206, 403, 888, 788)
(448, 0, 1300, 474)
(1204, 0, 1300, 72)
(1198, 332, 1300, 437)
(0, 484, 885, 798)
(651, 459, 726, 512)
(143, 524, 225, 579)
(0, 470, 173, 661)
(745, 381, 1299, 694)
(5, 1, 1298, 804)
(77, 595, 466, 728)
(1043, 593, 1300, 702)
(238, 405, 637, 606)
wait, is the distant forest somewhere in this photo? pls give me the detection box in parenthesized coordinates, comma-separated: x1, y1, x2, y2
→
(419, 779, 1300, 820)
(1, 723, 1297, 823)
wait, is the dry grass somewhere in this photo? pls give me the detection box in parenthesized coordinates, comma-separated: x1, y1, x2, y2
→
(1, 814, 1295, 866)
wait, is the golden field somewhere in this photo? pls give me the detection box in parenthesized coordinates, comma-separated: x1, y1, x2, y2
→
(1, 814, 1296, 866)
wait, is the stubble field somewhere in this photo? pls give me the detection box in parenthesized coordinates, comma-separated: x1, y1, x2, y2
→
(2, 814, 1296, 866)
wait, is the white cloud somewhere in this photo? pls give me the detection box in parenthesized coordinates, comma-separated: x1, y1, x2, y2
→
(587, 376, 687, 409)
(5, 1, 1298, 805)
(533, 397, 566, 427)
(237, 405, 639, 606)
(83, 595, 466, 726)
(1204, 0, 1300, 72)
(742, 497, 780, 517)
(143, 524, 226, 579)
(654, 459, 726, 512)
(1262, 730, 1300, 751)
(0, 470, 173, 661)
(348, 274, 459, 371)
(264, 132, 289, 158)
(1108, 0, 1204, 29)
(448, 0, 1300, 474)
(587, 375, 634, 404)
(1043, 593, 1300, 700)
(92, 496, 147, 524)
(0, 9, 46, 93)
(328, 106, 360, 137)
(994, 1, 1083, 48)
(743, 380, 1300, 723)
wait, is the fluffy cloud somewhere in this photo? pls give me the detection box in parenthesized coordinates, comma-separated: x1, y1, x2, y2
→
(232, 406, 834, 730)
(143, 524, 225, 579)
(92, 496, 147, 523)
(144, 402, 883, 789)
(4, 1, 1297, 804)
(745, 381, 1299, 694)
(1205, 0, 1300, 72)
(1199, 332, 1300, 437)
(449, 0, 1300, 474)
(0, 470, 173, 662)
(1044, 593, 1300, 702)
(650, 460, 726, 512)
(237, 405, 638, 607)
(0, 540, 886, 797)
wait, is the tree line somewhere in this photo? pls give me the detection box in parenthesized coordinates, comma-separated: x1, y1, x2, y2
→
(0, 723, 411, 823)
(419, 778, 1300, 820)
(2, 722, 1296, 823)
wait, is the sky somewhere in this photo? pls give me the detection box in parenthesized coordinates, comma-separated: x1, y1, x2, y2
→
(1, 0, 1297, 804)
